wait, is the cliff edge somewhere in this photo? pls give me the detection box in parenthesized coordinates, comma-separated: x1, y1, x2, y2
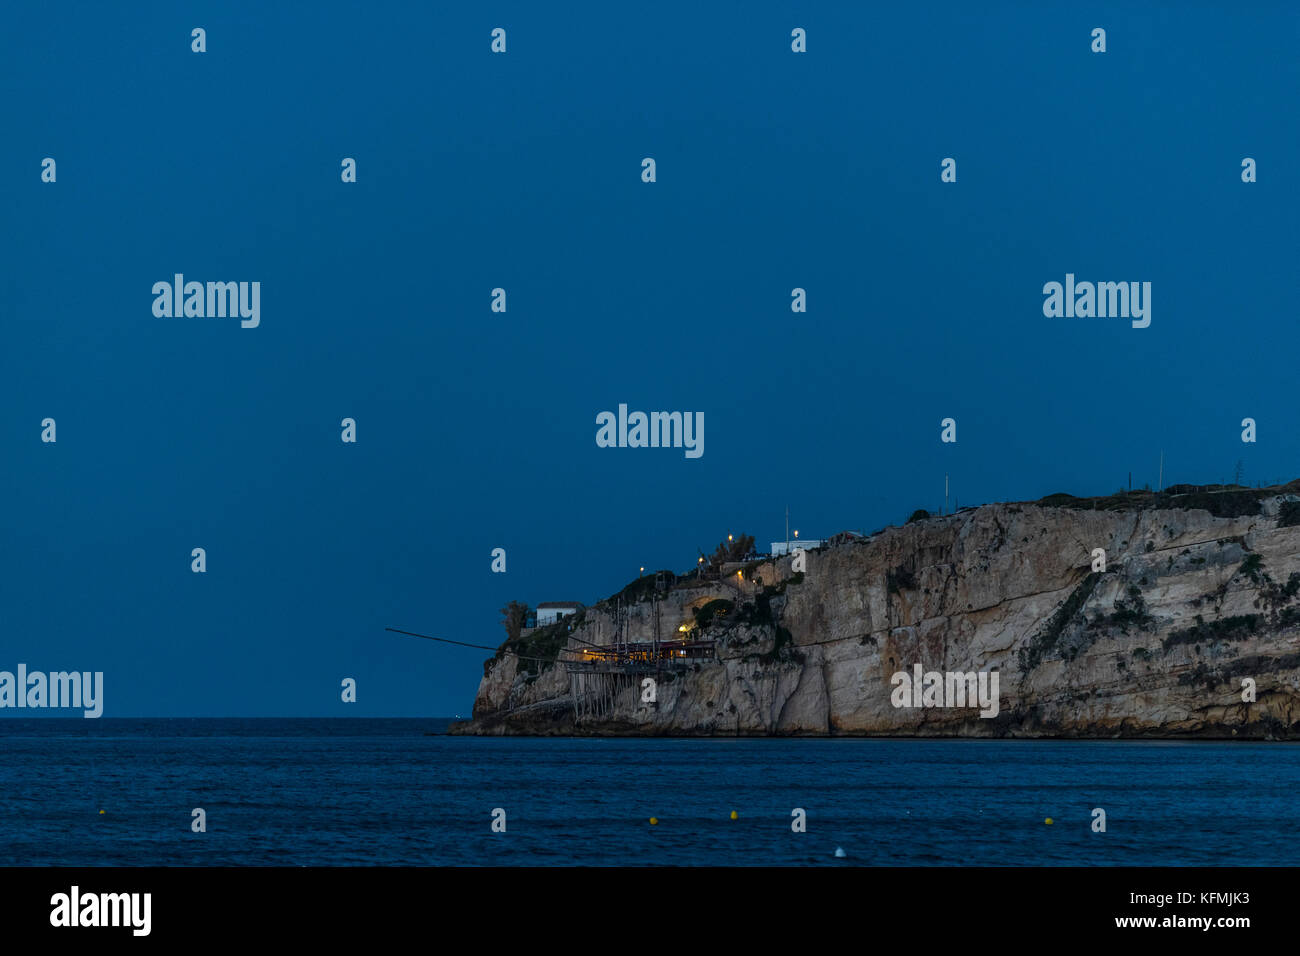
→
(451, 484, 1300, 737)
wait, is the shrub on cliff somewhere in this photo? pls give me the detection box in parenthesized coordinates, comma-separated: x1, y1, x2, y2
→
(1037, 493, 1077, 507)
(734, 594, 774, 627)
(506, 621, 573, 677)
(1239, 553, 1265, 584)
(694, 599, 734, 629)
(1052, 485, 1266, 518)
(1108, 585, 1156, 633)
(1019, 571, 1101, 671)
(886, 566, 918, 594)
(1162, 614, 1261, 652)
(500, 600, 528, 643)
(1170, 489, 1261, 517)
(610, 571, 678, 605)
(708, 533, 755, 569)
(758, 626, 799, 665)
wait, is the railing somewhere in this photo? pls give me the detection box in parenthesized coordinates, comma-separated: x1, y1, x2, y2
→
(562, 641, 716, 673)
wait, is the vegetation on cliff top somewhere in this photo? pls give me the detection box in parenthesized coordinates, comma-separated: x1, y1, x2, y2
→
(1036, 479, 1300, 518)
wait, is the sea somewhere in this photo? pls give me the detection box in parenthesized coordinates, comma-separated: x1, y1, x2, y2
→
(2, 718, 1296, 866)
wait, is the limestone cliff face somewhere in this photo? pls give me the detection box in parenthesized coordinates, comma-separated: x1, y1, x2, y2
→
(453, 492, 1300, 738)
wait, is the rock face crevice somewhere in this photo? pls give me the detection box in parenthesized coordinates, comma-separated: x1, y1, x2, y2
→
(452, 494, 1300, 738)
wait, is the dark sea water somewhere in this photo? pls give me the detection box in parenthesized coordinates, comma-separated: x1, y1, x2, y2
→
(1, 719, 1296, 866)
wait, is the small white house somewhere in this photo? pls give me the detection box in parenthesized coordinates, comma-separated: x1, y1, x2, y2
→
(536, 602, 583, 626)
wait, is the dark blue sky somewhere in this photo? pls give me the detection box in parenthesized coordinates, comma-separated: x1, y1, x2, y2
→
(2, 2, 1296, 716)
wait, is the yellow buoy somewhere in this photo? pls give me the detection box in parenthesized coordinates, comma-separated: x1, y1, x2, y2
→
(649, 817, 658, 825)
(730, 810, 738, 820)
(1044, 817, 1053, 825)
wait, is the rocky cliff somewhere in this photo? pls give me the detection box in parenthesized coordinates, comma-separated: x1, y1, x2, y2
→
(451, 484, 1300, 738)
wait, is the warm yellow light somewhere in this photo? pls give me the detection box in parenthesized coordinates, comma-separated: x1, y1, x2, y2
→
(678, 624, 688, 632)
(737, 570, 743, 579)
(728, 535, 733, 542)
(794, 530, 799, 538)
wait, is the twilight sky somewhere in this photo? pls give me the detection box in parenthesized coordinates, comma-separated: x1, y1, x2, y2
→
(2, 1, 1296, 715)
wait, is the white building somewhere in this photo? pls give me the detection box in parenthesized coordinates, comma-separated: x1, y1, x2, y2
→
(536, 602, 583, 626)
(770, 540, 821, 556)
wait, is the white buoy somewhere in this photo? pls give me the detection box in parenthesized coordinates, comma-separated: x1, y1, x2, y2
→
(834, 847, 846, 858)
